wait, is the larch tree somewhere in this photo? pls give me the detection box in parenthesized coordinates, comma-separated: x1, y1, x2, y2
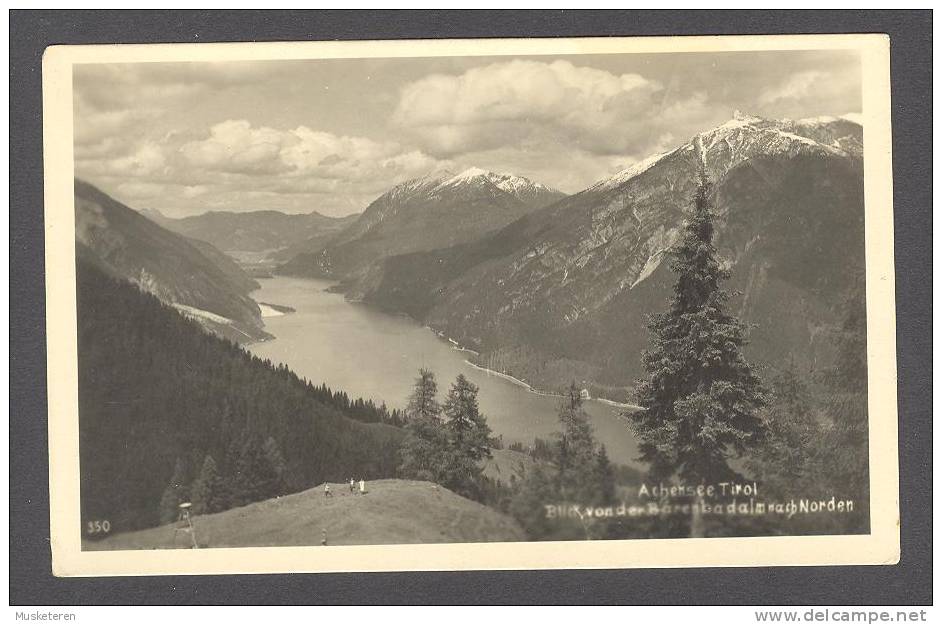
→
(630, 168, 767, 488)
(443, 374, 492, 464)
(405, 368, 441, 423)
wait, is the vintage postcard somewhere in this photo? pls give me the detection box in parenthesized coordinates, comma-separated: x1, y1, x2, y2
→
(43, 33, 899, 576)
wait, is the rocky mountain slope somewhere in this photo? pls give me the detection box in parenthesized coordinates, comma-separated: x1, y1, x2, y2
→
(356, 114, 866, 399)
(84, 479, 525, 549)
(75, 180, 269, 342)
(277, 168, 564, 281)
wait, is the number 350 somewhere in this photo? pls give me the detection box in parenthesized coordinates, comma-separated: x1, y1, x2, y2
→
(86, 520, 111, 534)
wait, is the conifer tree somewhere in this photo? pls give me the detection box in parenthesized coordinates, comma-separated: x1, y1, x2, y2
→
(158, 458, 189, 524)
(508, 464, 559, 539)
(241, 435, 281, 502)
(510, 387, 617, 540)
(746, 364, 818, 493)
(555, 383, 597, 499)
(405, 368, 441, 422)
(262, 436, 289, 496)
(399, 372, 493, 500)
(812, 276, 869, 532)
(397, 415, 452, 484)
(593, 445, 617, 507)
(190, 455, 219, 515)
(399, 368, 449, 483)
(630, 168, 767, 485)
(443, 374, 492, 464)
(216, 435, 245, 509)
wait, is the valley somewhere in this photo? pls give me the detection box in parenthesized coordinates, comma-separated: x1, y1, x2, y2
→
(64, 48, 877, 552)
(247, 275, 642, 466)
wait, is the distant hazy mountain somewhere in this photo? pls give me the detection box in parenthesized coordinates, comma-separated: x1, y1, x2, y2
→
(277, 167, 564, 280)
(74, 180, 270, 342)
(144, 208, 358, 260)
(356, 114, 866, 399)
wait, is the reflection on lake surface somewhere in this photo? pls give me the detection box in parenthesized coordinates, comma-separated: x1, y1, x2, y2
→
(248, 276, 640, 466)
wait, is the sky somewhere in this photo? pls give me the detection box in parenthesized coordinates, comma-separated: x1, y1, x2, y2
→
(73, 49, 861, 218)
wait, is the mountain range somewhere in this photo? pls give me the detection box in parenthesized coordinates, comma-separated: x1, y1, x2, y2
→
(145, 208, 358, 265)
(75, 180, 270, 342)
(277, 168, 564, 281)
(345, 113, 866, 399)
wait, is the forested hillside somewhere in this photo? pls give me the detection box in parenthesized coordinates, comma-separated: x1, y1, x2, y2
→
(77, 260, 405, 533)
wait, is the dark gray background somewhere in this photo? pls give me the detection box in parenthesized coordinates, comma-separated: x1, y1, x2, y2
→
(10, 10, 932, 605)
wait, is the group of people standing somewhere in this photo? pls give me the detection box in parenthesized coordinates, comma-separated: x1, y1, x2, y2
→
(323, 478, 366, 498)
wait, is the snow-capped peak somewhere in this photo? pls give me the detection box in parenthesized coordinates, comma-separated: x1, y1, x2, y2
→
(492, 173, 549, 195)
(434, 167, 559, 200)
(591, 150, 677, 191)
(732, 109, 765, 124)
(588, 111, 859, 194)
(387, 168, 454, 195)
(447, 167, 491, 183)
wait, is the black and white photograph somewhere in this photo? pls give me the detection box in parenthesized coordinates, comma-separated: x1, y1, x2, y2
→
(39, 33, 900, 575)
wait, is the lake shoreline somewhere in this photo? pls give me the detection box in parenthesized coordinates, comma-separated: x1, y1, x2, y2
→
(247, 275, 642, 466)
(425, 328, 637, 409)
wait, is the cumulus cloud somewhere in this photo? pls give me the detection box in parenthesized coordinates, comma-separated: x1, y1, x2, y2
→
(758, 70, 828, 106)
(177, 120, 439, 185)
(76, 113, 447, 215)
(180, 120, 293, 175)
(72, 54, 862, 215)
(392, 59, 684, 157)
(76, 141, 168, 179)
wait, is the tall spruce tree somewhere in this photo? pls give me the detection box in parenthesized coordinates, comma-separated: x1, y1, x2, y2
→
(190, 455, 220, 515)
(398, 368, 449, 483)
(262, 436, 289, 496)
(593, 445, 617, 507)
(630, 168, 767, 485)
(555, 383, 597, 500)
